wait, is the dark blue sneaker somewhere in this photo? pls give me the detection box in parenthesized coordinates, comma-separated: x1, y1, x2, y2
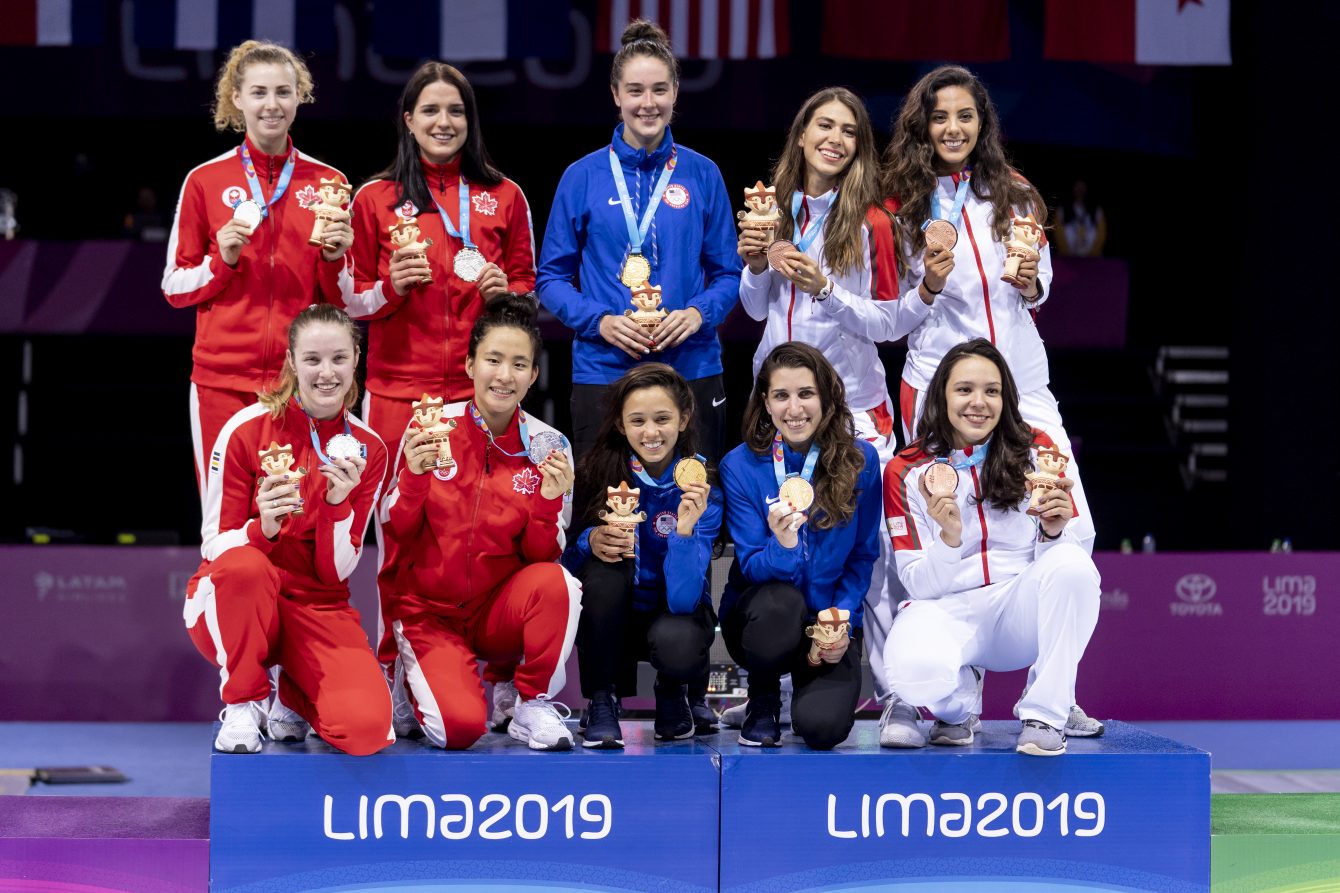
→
(689, 695, 719, 735)
(581, 690, 624, 749)
(739, 690, 782, 747)
(653, 680, 694, 741)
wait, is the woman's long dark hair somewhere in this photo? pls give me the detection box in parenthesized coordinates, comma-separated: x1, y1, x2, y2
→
(881, 65, 1046, 266)
(905, 338, 1033, 510)
(373, 62, 503, 215)
(741, 343, 865, 530)
(575, 363, 715, 529)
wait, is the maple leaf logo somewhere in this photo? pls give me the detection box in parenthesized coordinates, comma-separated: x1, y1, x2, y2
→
(512, 467, 541, 495)
(294, 185, 319, 209)
(472, 192, 498, 216)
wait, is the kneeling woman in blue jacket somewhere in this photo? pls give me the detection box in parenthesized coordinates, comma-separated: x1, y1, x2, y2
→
(719, 342, 882, 749)
(564, 363, 722, 747)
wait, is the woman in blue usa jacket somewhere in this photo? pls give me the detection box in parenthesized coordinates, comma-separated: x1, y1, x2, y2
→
(537, 19, 740, 461)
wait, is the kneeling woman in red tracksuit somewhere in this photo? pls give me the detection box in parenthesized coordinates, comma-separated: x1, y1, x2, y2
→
(382, 293, 581, 751)
(185, 304, 393, 756)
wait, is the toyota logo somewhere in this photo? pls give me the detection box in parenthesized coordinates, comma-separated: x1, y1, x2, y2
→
(1175, 574, 1217, 604)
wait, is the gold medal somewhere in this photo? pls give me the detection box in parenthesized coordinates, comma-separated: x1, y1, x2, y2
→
(923, 462, 959, 497)
(673, 457, 707, 490)
(778, 476, 814, 512)
(621, 253, 651, 287)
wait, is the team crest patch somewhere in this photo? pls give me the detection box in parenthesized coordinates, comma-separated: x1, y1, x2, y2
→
(663, 183, 690, 209)
(887, 516, 908, 536)
(399, 200, 419, 218)
(221, 186, 247, 210)
(653, 511, 677, 537)
(472, 192, 498, 216)
(294, 184, 320, 210)
(512, 467, 541, 495)
(433, 464, 459, 482)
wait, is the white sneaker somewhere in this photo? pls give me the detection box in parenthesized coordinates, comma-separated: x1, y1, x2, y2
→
(508, 699, 574, 751)
(721, 675, 794, 730)
(491, 680, 519, 732)
(879, 697, 925, 748)
(720, 700, 747, 729)
(215, 700, 267, 753)
(390, 662, 424, 739)
(1014, 689, 1105, 738)
(267, 695, 310, 742)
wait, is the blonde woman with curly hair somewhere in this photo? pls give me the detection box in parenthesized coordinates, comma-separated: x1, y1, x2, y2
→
(162, 40, 355, 504)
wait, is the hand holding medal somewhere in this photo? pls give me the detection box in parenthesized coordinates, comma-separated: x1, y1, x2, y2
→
(766, 496, 807, 548)
(673, 455, 711, 535)
(532, 432, 573, 500)
(919, 465, 963, 548)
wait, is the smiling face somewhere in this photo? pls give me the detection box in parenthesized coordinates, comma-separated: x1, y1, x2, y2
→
(466, 325, 538, 431)
(612, 55, 677, 150)
(288, 321, 357, 421)
(798, 99, 858, 194)
(233, 62, 299, 154)
(405, 79, 468, 165)
(928, 85, 980, 175)
(765, 365, 823, 450)
(618, 385, 688, 476)
(944, 355, 1003, 449)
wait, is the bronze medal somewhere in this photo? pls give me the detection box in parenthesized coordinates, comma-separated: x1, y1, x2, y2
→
(924, 462, 959, 497)
(673, 457, 707, 490)
(778, 476, 814, 513)
(767, 238, 797, 272)
(923, 218, 958, 252)
(621, 253, 651, 287)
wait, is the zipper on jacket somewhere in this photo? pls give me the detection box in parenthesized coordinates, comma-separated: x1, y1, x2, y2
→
(969, 466, 991, 586)
(464, 442, 490, 604)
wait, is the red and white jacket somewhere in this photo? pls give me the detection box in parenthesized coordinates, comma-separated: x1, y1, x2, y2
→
(883, 429, 1079, 600)
(342, 158, 536, 402)
(200, 399, 387, 604)
(162, 137, 353, 393)
(889, 177, 1053, 396)
(380, 402, 572, 622)
(739, 197, 927, 413)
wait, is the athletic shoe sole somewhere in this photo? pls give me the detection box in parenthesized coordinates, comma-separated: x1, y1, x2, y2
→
(929, 730, 974, 746)
(738, 734, 781, 747)
(1017, 741, 1067, 757)
(582, 735, 625, 749)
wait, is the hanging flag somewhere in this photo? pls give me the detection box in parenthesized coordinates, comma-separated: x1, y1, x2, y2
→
(820, 0, 1009, 62)
(0, 0, 107, 46)
(1045, 0, 1231, 66)
(595, 0, 790, 60)
(371, 0, 573, 61)
(131, 0, 337, 52)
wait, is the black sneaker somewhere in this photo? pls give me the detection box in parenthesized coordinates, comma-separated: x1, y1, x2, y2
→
(653, 680, 694, 741)
(581, 690, 624, 749)
(689, 695, 719, 735)
(739, 690, 782, 747)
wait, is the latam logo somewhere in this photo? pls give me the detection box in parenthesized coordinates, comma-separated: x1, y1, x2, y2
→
(1170, 573, 1222, 616)
(34, 572, 128, 604)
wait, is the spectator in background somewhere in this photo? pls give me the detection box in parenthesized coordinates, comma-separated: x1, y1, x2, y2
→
(124, 186, 168, 243)
(1054, 178, 1107, 257)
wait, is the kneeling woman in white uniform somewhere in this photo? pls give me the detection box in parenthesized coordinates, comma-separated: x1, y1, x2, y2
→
(882, 339, 1099, 756)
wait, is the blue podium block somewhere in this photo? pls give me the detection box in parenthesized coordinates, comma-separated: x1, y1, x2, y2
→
(717, 720, 1209, 893)
(210, 725, 720, 893)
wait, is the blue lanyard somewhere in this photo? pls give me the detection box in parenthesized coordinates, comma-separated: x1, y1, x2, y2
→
(791, 191, 833, 254)
(929, 169, 971, 228)
(771, 431, 819, 490)
(467, 401, 531, 457)
(295, 398, 351, 465)
(239, 142, 297, 219)
(629, 455, 674, 490)
(608, 146, 677, 256)
(432, 177, 475, 250)
(942, 437, 990, 473)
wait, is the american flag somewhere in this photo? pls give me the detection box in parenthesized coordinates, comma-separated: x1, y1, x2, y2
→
(596, 0, 790, 60)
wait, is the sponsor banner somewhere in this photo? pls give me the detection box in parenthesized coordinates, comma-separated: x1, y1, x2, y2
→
(210, 730, 718, 893)
(718, 721, 1209, 893)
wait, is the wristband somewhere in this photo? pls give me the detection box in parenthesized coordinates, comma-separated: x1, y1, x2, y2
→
(1038, 526, 1062, 542)
(923, 281, 944, 296)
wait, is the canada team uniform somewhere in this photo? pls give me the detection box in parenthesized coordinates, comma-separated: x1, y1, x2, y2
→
(882, 430, 1100, 731)
(379, 402, 581, 750)
(162, 137, 354, 501)
(183, 400, 392, 756)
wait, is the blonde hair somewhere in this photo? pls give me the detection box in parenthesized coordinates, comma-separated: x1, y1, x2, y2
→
(259, 305, 362, 418)
(212, 40, 315, 133)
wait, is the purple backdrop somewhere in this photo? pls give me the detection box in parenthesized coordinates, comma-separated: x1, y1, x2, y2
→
(3, 547, 1330, 722)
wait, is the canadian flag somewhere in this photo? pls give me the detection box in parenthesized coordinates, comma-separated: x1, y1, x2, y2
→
(1045, 0, 1231, 65)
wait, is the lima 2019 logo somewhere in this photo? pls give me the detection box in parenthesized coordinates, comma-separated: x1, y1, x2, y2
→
(1170, 573, 1222, 616)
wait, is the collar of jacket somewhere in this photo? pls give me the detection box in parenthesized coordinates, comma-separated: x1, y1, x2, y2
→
(243, 135, 294, 178)
(610, 123, 675, 171)
(420, 153, 463, 189)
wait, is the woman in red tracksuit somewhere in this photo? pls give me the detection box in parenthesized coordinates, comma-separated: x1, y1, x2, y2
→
(345, 60, 536, 458)
(381, 293, 581, 751)
(184, 304, 392, 756)
(162, 40, 354, 502)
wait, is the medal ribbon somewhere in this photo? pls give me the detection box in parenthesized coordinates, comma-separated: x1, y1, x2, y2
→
(432, 176, 477, 250)
(629, 455, 675, 490)
(937, 437, 991, 473)
(929, 168, 971, 228)
(791, 191, 833, 254)
(239, 142, 297, 219)
(771, 431, 819, 492)
(294, 397, 352, 465)
(467, 401, 531, 457)
(608, 146, 677, 258)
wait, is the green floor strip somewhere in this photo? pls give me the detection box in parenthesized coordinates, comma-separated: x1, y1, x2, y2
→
(1213, 794, 1340, 892)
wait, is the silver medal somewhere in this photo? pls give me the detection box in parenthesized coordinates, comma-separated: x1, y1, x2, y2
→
(453, 247, 486, 282)
(325, 433, 366, 462)
(528, 430, 567, 465)
(232, 199, 263, 233)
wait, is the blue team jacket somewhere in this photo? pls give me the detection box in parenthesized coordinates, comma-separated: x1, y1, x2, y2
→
(719, 438, 881, 628)
(537, 125, 742, 385)
(562, 460, 723, 614)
